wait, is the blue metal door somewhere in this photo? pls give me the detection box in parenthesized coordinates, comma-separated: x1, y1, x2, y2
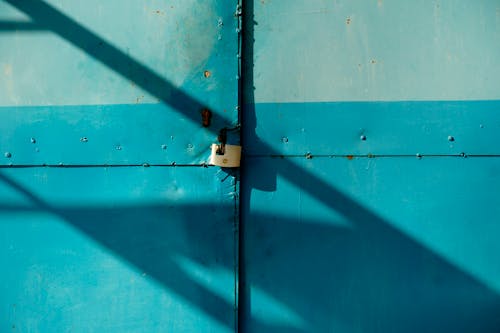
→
(240, 0, 500, 332)
(0, 1, 240, 332)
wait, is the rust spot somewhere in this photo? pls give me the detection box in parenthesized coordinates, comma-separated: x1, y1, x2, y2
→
(201, 108, 212, 127)
(346, 155, 354, 160)
(204, 70, 211, 78)
(346, 17, 351, 25)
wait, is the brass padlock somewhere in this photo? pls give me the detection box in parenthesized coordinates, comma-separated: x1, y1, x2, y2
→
(209, 144, 241, 167)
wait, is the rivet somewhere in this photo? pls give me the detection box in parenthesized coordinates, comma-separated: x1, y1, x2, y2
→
(170, 136, 174, 140)
(218, 18, 223, 27)
(218, 34, 222, 40)
(143, 163, 150, 167)
(235, 28, 241, 33)
(80, 137, 88, 143)
(416, 153, 422, 159)
(305, 153, 313, 159)
(59, 162, 64, 166)
(281, 137, 289, 143)
(35, 148, 40, 152)
(448, 136, 455, 142)
(115, 145, 122, 150)
(4, 152, 11, 158)
(460, 152, 467, 158)
(236, 53, 241, 59)
(30, 138, 36, 144)
(480, 124, 484, 128)
(187, 143, 194, 150)
(161, 144, 167, 150)
(172, 162, 176, 166)
(360, 135, 367, 141)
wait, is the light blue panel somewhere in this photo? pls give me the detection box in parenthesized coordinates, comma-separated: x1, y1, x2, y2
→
(241, 156, 500, 332)
(251, 0, 500, 102)
(245, 101, 500, 156)
(0, 167, 238, 333)
(0, 0, 238, 111)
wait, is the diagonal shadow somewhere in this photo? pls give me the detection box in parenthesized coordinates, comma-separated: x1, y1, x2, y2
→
(0, 20, 47, 31)
(1, 1, 500, 332)
(3, 0, 232, 131)
(2, 165, 500, 333)
(239, 0, 500, 332)
(0, 171, 237, 330)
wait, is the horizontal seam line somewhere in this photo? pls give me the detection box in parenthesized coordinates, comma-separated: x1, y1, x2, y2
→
(0, 164, 213, 168)
(245, 154, 500, 158)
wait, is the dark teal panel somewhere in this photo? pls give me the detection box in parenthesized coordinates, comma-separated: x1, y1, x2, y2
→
(244, 101, 500, 156)
(241, 156, 500, 332)
(0, 166, 238, 333)
(0, 104, 220, 166)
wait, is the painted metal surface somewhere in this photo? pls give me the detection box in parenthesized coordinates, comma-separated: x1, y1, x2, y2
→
(242, 157, 500, 332)
(250, 0, 500, 103)
(0, 0, 240, 332)
(247, 101, 500, 157)
(0, 167, 237, 333)
(241, 0, 500, 332)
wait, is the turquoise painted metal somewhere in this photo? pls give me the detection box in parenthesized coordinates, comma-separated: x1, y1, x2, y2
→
(2, 0, 500, 332)
(240, 0, 500, 332)
(0, 0, 240, 332)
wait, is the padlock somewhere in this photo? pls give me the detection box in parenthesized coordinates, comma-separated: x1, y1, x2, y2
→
(210, 144, 241, 167)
